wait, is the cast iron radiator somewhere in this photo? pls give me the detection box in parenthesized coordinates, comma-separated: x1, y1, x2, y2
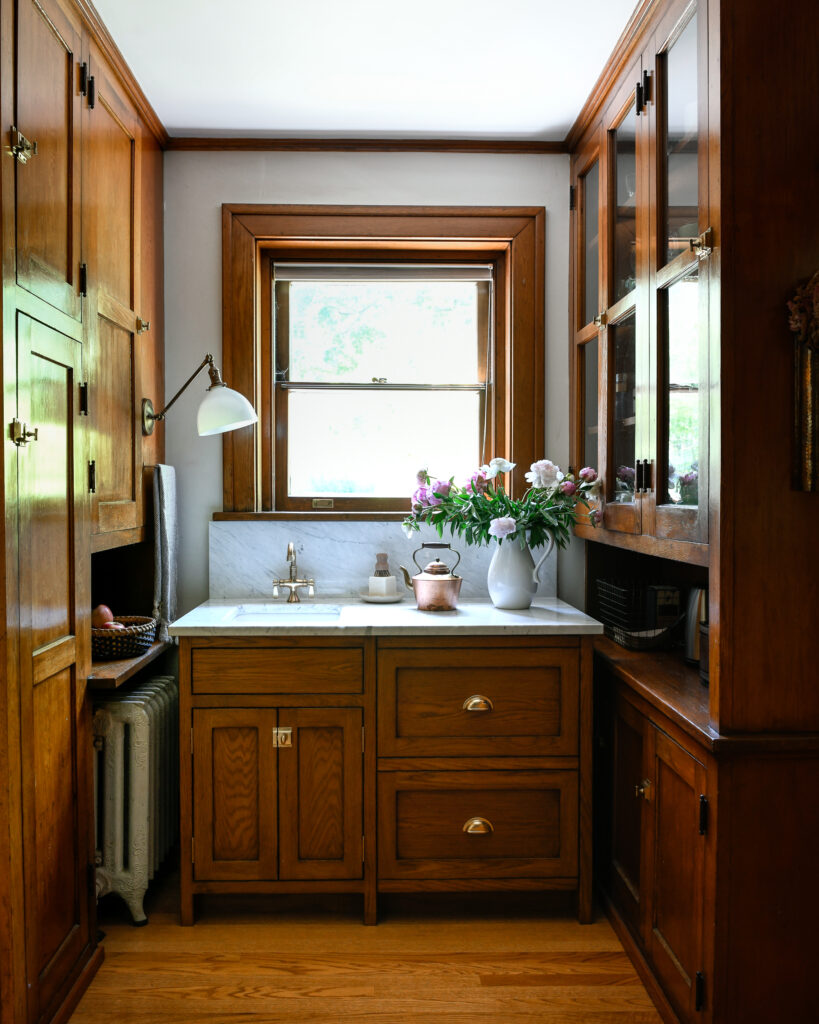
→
(92, 675, 179, 924)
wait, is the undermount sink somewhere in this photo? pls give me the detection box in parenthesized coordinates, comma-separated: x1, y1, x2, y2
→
(224, 603, 342, 624)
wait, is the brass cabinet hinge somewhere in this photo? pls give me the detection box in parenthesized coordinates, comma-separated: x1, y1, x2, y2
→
(698, 794, 709, 835)
(88, 460, 96, 493)
(9, 418, 38, 446)
(9, 126, 37, 164)
(79, 62, 89, 96)
(87, 75, 96, 109)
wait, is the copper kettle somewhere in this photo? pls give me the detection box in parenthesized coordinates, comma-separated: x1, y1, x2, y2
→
(400, 543, 463, 611)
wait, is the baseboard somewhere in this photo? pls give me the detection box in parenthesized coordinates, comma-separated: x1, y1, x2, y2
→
(599, 889, 680, 1024)
(48, 944, 105, 1024)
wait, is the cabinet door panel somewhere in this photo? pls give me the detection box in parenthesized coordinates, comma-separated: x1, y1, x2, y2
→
(644, 726, 706, 1020)
(610, 693, 645, 937)
(278, 708, 363, 881)
(84, 44, 143, 538)
(17, 315, 94, 1022)
(192, 709, 278, 881)
(15, 0, 83, 321)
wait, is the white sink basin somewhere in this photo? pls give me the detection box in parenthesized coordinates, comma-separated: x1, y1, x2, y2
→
(224, 603, 342, 625)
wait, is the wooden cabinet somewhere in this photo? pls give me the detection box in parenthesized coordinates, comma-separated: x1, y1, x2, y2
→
(376, 637, 593, 921)
(180, 638, 375, 924)
(571, 0, 711, 564)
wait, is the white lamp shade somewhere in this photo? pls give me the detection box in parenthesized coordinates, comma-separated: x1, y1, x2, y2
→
(196, 386, 257, 436)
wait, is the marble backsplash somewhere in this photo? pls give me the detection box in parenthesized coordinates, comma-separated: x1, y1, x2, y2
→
(209, 520, 557, 600)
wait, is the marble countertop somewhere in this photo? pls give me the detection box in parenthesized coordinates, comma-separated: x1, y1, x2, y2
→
(169, 597, 603, 637)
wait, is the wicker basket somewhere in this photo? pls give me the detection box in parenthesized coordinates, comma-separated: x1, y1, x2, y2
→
(91, 615, 157, 661)
(595, 580, 682, 651)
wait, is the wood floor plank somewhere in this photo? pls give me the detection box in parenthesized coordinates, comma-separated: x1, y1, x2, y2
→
(70, 881, 661, 1023)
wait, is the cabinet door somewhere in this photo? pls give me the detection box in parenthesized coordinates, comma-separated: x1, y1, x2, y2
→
(278, 708, 363, 881)
(645, 0, 710, 544)
(14, 0, 83, 322)
(83, 42, 143, 540)
(610, 692, 646, 938)
(192, 709, 278, 882)
(643, 725, 707, 1021)
(16, 315, 95, 1023)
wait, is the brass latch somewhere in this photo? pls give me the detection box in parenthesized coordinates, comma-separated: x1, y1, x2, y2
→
(312, 498, 334, 509)
(593, 311, 608, 327)
(690, 228, 713, 260)
(273, 727, 293, 748)
(9, 419, 38, 446)
(136, 317, 151, 334)
(9, 126, 38, 164)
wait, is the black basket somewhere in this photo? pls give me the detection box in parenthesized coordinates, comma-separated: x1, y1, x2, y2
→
(596, 579, 681, 651)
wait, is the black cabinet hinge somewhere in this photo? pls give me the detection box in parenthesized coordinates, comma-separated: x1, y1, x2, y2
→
(87, 75, 95, 109)
(79, 263, 88, 297)
(695, 970, 705, 1011)
(642, 70, 652, 106)
(699, 794, 708, 835)
(88, 460, 96, 494)
(79, 382, 89, 416)
(635, 80, 644, 115)
(569, 184, 576, 211)
(79, 62, 88, 96)
(635, 460, 644, 492)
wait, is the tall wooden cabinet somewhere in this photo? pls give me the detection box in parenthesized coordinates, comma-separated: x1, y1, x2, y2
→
(571, 0, 819, 1021)
(0, 0, 165, 1021)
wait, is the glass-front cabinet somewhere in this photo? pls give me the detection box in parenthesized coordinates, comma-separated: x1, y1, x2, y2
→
(571, 0, 710, 559)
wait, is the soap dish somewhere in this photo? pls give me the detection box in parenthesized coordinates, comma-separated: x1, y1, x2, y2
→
(359, 591, 404, 604)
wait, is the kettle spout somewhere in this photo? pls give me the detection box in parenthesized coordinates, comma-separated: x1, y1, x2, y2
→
(399, 566, 414, 591)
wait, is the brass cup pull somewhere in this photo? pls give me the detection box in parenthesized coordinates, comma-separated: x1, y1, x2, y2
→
(463, 817, 494, 834)
(463, 695, 493, 712)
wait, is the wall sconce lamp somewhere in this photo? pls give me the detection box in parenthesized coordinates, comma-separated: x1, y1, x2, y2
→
(141, 353, 257, 436)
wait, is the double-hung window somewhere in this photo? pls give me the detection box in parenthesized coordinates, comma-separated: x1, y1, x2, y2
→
(273, 263, 492, 513)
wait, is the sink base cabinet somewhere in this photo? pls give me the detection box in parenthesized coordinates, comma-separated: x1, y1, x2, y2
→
(180, 634, 593, 926)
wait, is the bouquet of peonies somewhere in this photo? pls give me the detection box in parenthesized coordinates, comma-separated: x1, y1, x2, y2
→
(404, 457, 601, 549)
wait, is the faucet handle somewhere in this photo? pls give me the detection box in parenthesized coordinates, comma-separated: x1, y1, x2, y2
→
(308, 584, 315, 597)
(272, 585, 279, 597)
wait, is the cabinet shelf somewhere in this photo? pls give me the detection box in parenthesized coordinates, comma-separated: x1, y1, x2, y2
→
(88, 640, 172, 690)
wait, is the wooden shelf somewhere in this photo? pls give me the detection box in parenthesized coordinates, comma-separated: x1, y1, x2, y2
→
(87, 640, 172, 690)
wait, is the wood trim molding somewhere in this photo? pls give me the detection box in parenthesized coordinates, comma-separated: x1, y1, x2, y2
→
(73, 0, 168, 146)
(221, 205, 545, 513)
(564, 0, 662, 152)
(166, 137, 566, 154)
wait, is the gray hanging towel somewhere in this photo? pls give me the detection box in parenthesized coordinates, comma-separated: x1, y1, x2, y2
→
(152, 464, 178, 643)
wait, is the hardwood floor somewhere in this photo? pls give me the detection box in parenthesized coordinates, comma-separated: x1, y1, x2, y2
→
(70, 872, 661, 1023)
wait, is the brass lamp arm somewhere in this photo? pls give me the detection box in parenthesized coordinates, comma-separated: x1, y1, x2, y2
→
(142, 354, 225, 435)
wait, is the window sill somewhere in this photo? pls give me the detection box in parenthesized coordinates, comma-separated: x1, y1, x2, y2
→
(213, 511, 408, 522)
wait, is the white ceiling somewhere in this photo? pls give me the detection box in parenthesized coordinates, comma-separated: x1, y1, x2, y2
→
(92, 0, 637, 140)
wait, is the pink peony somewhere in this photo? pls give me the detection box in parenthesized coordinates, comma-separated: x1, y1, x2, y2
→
(467, 470, 489, 494)
(578, 466, 597, 482)
(525, 459, 563, 489)
(412, 485, 434, 509)
(488, 516, 517, 539)
(560, 480, 577, 495)
(430, 479, 452, 501)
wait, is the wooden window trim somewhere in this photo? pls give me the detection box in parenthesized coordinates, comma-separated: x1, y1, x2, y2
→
(221, 205, 545, 515)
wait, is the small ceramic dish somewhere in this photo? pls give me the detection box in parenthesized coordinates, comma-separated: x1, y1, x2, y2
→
(359, 591, 404, 604)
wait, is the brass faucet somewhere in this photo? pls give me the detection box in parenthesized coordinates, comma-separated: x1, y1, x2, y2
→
(272, 542, 315, 602)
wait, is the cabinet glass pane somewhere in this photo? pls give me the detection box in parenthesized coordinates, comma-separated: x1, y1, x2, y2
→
(583, 161, 599, 325)
(613, 105, 638, 303)
(582, 339, 598, 471)
(610, 313, 637, 503)
(664, 11, 699, 264)
(663, 266, 700, 505)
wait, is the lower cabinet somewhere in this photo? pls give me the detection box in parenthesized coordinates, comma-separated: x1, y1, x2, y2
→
(600, 679, 713, 1023)
(180, 634, 593, 926)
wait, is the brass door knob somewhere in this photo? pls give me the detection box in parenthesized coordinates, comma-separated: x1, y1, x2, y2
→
(463, 817, 494, 834)
(463, 695, 493, 712)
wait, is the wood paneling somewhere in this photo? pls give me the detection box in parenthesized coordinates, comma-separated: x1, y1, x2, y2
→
(192, 646, 364, 695)
(15, 0, 83, 322)
(610, 693, 645, 938)
(278, 708, 363, 880)
(378, 646, 579, 757)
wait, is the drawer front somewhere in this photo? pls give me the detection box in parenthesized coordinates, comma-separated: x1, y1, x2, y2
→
(378, 770, 578, 879)
(192, 647, 364, 694)
(378, 647, 579, 756)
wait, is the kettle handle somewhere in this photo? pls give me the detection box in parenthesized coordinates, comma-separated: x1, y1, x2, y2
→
(412, 541, 461, 575)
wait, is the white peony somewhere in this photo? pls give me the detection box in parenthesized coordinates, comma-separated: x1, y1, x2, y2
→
(481, 457, 516, 480)
(525, 459, 564, 489)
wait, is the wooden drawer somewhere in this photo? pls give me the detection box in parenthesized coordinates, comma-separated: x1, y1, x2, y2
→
(377, 647, 579, 756)
(378, 770, 578, 880)
(192, 646, 364, 694)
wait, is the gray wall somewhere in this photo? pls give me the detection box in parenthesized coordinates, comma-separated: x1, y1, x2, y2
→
(162, 150, 584, 613)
